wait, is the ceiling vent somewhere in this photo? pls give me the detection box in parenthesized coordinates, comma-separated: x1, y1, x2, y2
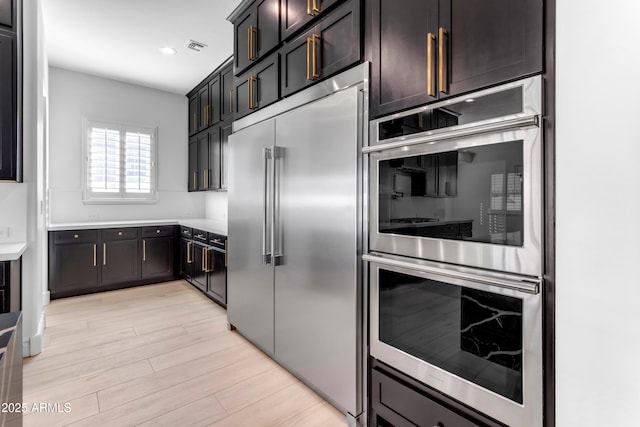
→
(186, 40, 207, 52)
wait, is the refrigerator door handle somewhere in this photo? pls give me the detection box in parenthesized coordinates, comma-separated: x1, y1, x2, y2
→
(272, 146, 282, 265)
(262, 147, 272, 264)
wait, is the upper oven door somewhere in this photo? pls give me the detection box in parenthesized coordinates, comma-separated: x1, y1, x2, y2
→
(366, 77, 543, 276)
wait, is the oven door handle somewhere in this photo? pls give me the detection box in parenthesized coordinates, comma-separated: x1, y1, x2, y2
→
(363, 253, 540, 295)
(362, 115, 539, 154)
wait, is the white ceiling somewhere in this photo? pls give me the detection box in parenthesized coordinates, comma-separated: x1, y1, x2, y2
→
(42, 0, 242, 95)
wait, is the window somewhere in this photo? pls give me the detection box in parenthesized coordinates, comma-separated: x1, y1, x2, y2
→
(83, 119, 158, 203)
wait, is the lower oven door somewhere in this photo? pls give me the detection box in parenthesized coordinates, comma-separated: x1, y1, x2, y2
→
(366, 253, 542, 427)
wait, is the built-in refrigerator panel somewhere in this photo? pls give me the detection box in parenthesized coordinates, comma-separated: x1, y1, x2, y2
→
(273, 86, 361, 416)
(227, 119, 276, 356)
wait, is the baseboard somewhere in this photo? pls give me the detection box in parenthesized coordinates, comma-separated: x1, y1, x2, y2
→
(23, 311, 45, 357)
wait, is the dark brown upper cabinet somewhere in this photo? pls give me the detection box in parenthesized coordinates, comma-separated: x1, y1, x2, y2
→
(0, 0, 13, 29)
(233, 0, 280, 76)
(0, 31, 18, 181)
(221, 123, 232, 190)
(369, 0, 542, 118)
(197, 85, 209, 131)
(281, 0, 360, 97)
(220, 64, 234, 122)
(207, 126, 222, 190)
(188, 94, 198, 136)
(207, 76, 221, 127)
(188, 138, 198, 192)
(280, 0, 342, 41)
(234, 51, 280, 119)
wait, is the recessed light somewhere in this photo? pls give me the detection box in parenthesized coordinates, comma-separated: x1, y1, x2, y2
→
(159, 47, 177, 56)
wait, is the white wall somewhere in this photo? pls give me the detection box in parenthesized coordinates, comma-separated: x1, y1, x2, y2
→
(48, 67, 205, 223)
(205, 192, 228, 223)
(0, 184, 27, 242)
(556, 2, 640, 426)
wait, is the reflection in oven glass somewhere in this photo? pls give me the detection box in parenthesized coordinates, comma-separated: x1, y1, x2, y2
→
(379, 270, 523, 403)
(378, 141, 524, 247)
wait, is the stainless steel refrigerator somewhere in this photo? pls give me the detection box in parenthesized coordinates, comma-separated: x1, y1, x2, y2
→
(227, 65, 367, 423)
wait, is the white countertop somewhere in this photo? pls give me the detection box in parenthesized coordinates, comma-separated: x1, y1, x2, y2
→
(48, 218, 228, 236)
(0, 242, 27, 262)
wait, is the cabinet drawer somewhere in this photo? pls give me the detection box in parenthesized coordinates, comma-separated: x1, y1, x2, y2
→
(101, 228, 140, 241)
(192, 229, 208, 243)
(208, 233, 226, 249)
(53, 230, 98, 244)
(142, 226, 176, 238)
(371, 368, 479, 427)
(180, 226, 192, 238)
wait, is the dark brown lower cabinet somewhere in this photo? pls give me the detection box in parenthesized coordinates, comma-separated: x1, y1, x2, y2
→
(141, 226, 177, 280)
(370, 359, 506, 427)
(0, 259, 20, 313)
(179, 228, 227, 307)
(281, 0, 360, 97)
(101, 229, 141, 286)
(49, 230, 99, 297)
(180, 237, 193, 279)
(191, 241, 207, 293)
(49, 226, 178, 299)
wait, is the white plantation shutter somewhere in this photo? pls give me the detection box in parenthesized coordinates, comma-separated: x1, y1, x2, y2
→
(84, 120, 157, 202)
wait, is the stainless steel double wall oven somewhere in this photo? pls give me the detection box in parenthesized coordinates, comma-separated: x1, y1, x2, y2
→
(364, 76, 544, 427)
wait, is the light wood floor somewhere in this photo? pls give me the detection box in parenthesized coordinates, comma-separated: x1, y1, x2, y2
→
(23, 280, 346, 427)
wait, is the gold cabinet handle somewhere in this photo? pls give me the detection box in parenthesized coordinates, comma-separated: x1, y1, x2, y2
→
(438, 27, 448, 94)
(312, 34, 320, 79)
(427, 33, 436, 97)
(306, 37, 312, 80)
(202, 247, 206, 272)
(224, 240, 227, 267)
(193, 114, 197, 131)
(93, 244, 96, 267)
(143, 240, 146, 261)
(103, 243, 107, 266)
(307, 0, 314, 15)
(252, 26, 258, 59)
(203, 169, 207, 188)
(193, 171, 197, 190)
(248, 76, 258, 110)
(230, 89, 233, 113)
(187, 241, 192, 263)
(247, 26, 252, 61)
(248, 26, 257, 61)
(247, 77, 252, 110)
(312, 0, 321, 14)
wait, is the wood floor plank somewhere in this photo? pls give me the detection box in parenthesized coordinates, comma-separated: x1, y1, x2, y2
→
(74, 352, 277, 426)
(24, 360, 154, 409)
(136, 394, 228, 427)
(214, 367, 299, 414)
(209, 381, 324, 427)
(96, 342, 267, 411)
(277, 401, 346, 427)
(23, 281, 348, 427)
